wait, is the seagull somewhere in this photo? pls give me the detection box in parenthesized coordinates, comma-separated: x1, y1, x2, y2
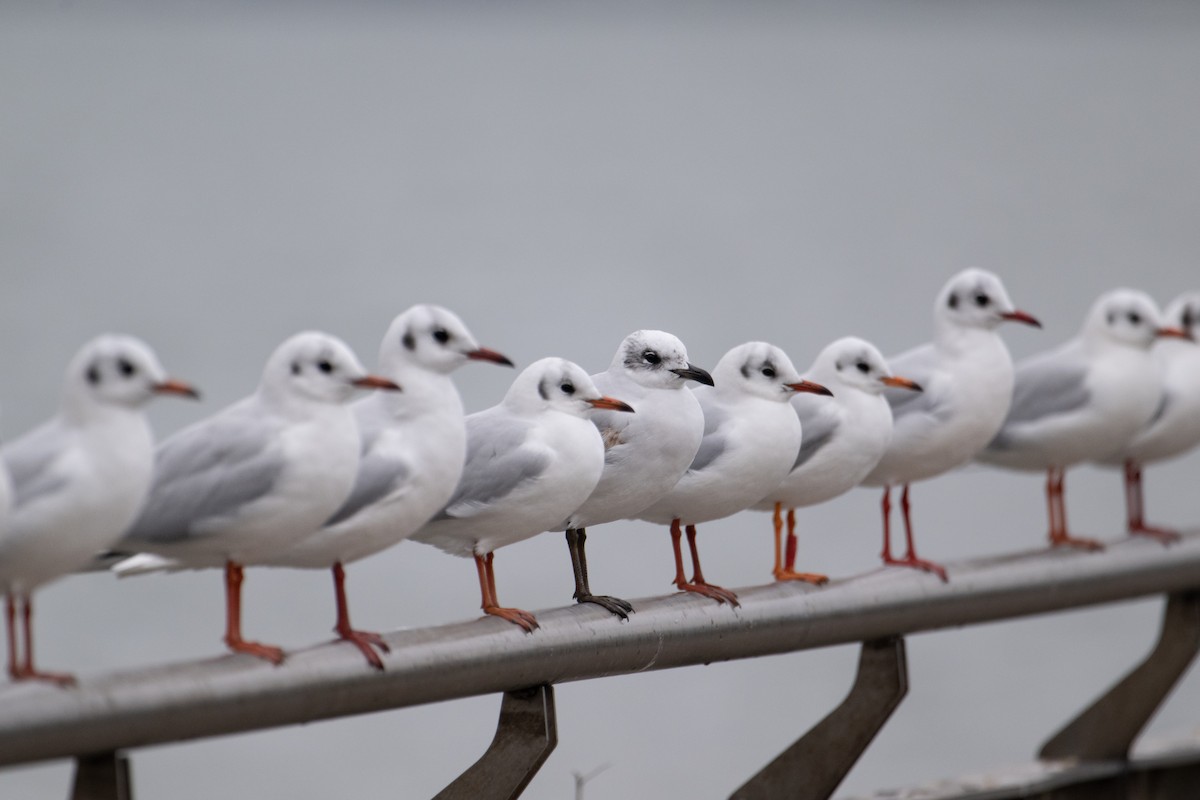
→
(1099, 292, 1200, 542)
(0, 335, 196, 684)
(979, 289, 1191, 550)
(411, 357, 633, 632)
(753, 337, 921, 584)
(113, 331, 398, 665)
(637, 342, 831, 606)
(267, 305, 512, 669)
(554, 330, 712, 619)
(862, 268, 1041, 582)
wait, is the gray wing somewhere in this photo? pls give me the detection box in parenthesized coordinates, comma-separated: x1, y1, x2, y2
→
(687, 390, 729, 473)
(790, 396, 841, 472)
(1005, 346, 1091, 426)
(2, 422, 69, 512)
(124, 400, 287, 543)
(324, 427, 412, 527)
(882, 343, 944, 421)
(434, 412, 549, 520)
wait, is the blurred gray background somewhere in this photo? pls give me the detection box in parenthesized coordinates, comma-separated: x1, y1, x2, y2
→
(1, 2, 1198, 797)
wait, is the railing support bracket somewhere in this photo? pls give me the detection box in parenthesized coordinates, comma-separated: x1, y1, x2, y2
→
(433, 684, 557, 800)
(70, 751, 132, 800)
(1040, 590, 1200, 762)
(730, 636, 908, 800)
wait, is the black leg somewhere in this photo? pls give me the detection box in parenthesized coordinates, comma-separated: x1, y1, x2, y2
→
(565, 528, 633, 620)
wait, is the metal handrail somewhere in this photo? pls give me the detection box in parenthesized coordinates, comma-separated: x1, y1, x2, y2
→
(1, 531, 1198, 768)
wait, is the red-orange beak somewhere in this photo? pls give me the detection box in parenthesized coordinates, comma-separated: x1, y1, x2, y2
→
(352, 374, 402, 391)
(152, 379, 200, 400)
(587, 395, 635, 413)
(1156, 325, 1195, 342)
(466, 347, 515, 367)
(787, 380, 833, 397)
(1000, 310, 1042, 328)
(880, 375, 923, 392)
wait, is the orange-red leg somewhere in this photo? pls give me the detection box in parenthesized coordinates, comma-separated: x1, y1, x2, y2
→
(881, 484, 948, 581)
(1046, 468, 1104, 551)
(224, 561, 285, 664)
(5, 593, 17, 680)
(7, 593, 75, 686)
(775, 507, 828, 585)
(668, 519, 738, 605)
(685, 524, 739, 606)
(474, 552, 538, 632)
(331, 562, 389, 670)
(1124, 460, 1179, 545)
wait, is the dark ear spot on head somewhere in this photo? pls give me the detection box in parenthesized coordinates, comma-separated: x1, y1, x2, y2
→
(537, 379, 549, 400)
(740, 363, 751, 379)
(948, 293, 959, 310)
(402, 330, 416, 351)
(86, 362, 101, 385)
(1107, 311, 1117, 325)
(291, 361, 301, 376)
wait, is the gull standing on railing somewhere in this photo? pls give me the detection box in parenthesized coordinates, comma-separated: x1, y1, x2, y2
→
(267, 305, 512, 669)
(553, 330, 712, 619)
(637, 342, 831, 606)
(753, 337, 920, 584)
(980, 289, 1192, 550)
(412, 358, 633, 632)
(112, 332, 398, 665)
(0, 335, 196, 684)
(861, 268, 1041, 581)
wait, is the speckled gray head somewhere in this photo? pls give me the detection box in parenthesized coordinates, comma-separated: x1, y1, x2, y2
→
(814, 336, 923, 395)
(612, 329, 713, 388)
(935, 268, 1041, 331)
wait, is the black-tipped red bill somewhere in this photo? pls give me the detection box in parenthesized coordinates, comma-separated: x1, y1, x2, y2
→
(787, 380, 833, 397)
(1156, 325, 1195, 342)
(467, 347, 515, 367)
(153, 379, 201, 399)
(587, 395, 635, 413)
(352, 374, 402, 391)
(1000, 310, 1042, 328)
(881, 375, 923, 392)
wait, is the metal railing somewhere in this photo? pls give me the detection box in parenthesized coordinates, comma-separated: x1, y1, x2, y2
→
(2, 530, 1199, 799)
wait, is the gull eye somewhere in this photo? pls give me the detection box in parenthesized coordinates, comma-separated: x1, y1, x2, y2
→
(643, 350, 661, 365)
(856, 361, 870, 373)
(1127, 311, 1143, 326)
(975, 293, 990, 307)
(761, 367, 776, 378)
(432, 328, 450, 344)
(560, 382, 575, 395)
(317, 360, 334, 374)
(117, 358, 137, 378)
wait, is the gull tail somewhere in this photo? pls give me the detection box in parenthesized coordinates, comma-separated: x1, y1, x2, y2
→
(111, 553, 185, 577)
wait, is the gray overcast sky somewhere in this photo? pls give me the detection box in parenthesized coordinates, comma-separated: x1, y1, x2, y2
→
(1, 2, 1198, 798)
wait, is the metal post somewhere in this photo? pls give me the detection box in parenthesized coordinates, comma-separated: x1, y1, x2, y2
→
(433, 684, 557, 800)
(729, 637, 908, 800)
(70, 752, 132, 800)
(1040, 591, 1200, 762)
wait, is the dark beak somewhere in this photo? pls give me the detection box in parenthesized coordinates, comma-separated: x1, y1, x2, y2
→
(351, 374, 402, 391)
(786, 380, 833, 397)
(152, 379, 200, 400)
(880, 375, 923, 392)
(670, 363, 714, 386)
(1000, 310, 1042, 328)
(587, 395, 635, 413)
(466, 347, 515, 367)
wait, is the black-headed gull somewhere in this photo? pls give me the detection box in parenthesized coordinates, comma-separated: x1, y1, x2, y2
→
(554, 330, 712, 619)
(411, 357, 633, 632)
(754, 337, 920, 583)
(114, 331, 398, 665)
(1100, 292, 1200, 542)
(862, 268, 1040, 581)
(0, 335, 196, 684)
(637, 342, 831, 606)
(980, 289, 1191, 550)
(268, 305, 511, 669)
